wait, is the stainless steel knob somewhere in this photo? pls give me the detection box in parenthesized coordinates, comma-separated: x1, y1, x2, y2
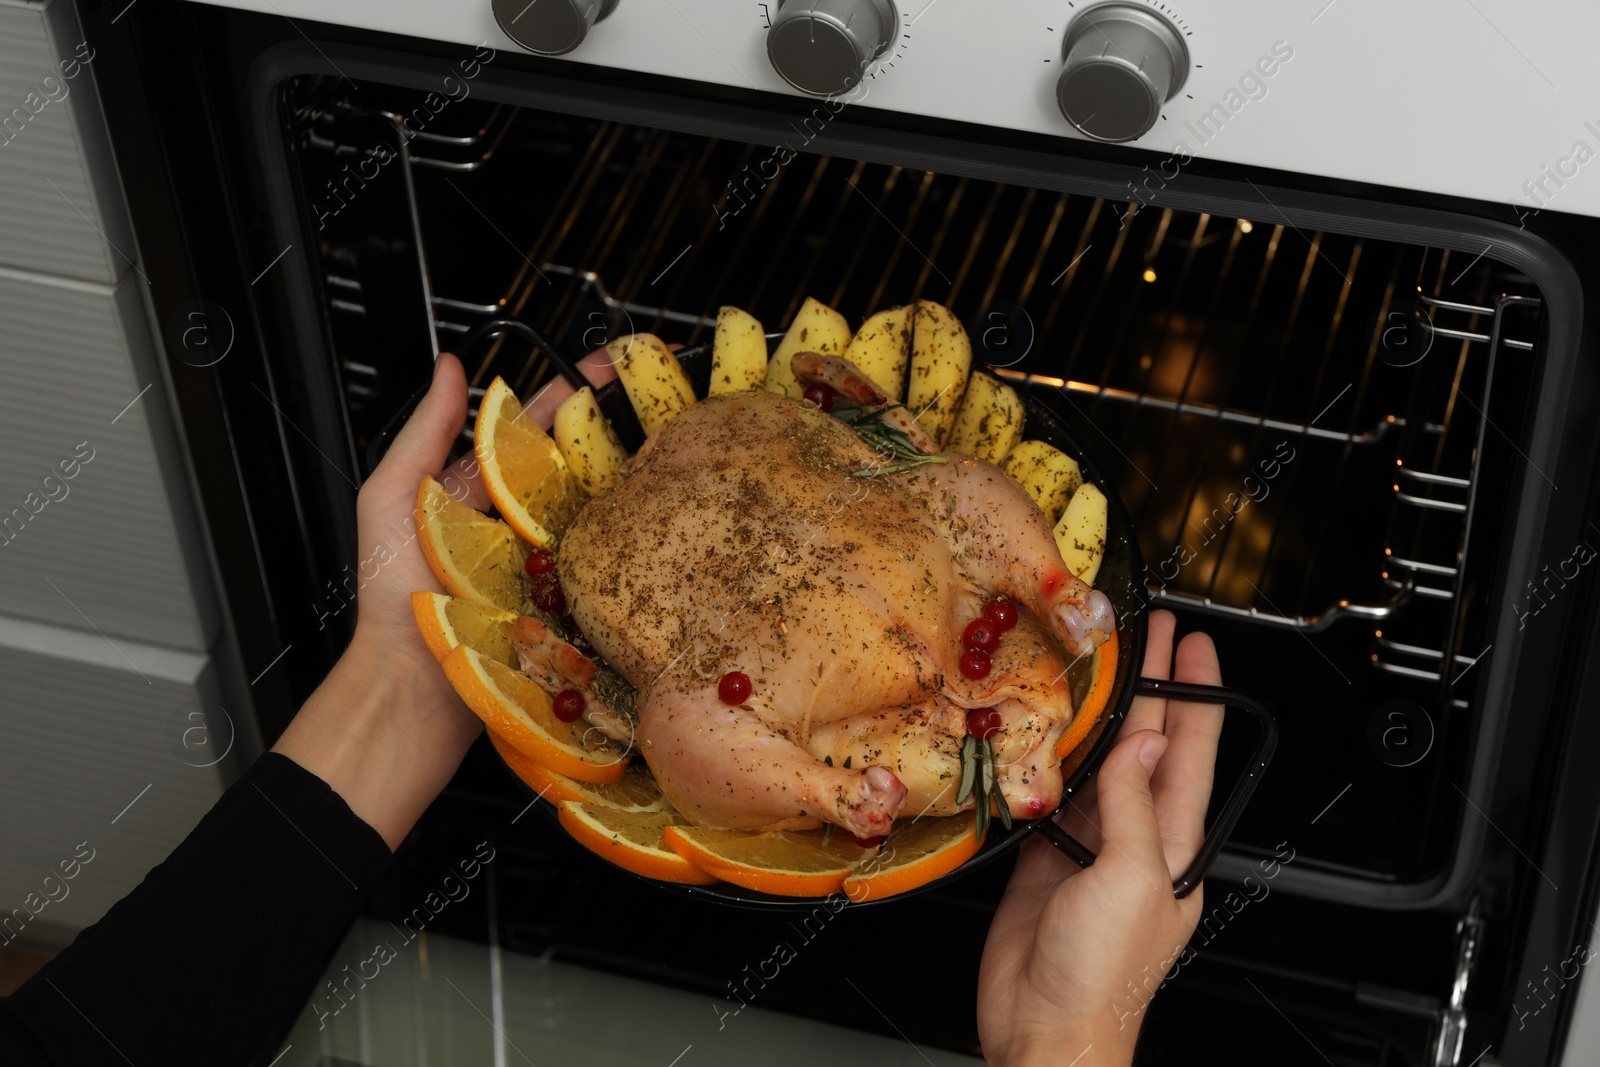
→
(766, 0, 897, 97)
(493, 0, 619, 56)
(1056, 2, 1189, 144)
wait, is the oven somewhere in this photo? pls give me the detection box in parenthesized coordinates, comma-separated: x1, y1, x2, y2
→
(78, 0, 1600, 1063)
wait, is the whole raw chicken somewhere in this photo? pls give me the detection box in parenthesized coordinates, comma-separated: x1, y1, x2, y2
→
(544, 366, 1114, 839)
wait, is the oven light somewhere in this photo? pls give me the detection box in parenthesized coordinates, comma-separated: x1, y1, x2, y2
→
(1239, 220, 1254, 233)
(1142, 268, 1158, 283)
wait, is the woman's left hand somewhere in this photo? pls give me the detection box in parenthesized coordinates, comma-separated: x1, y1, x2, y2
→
(272, 349, 620, 849)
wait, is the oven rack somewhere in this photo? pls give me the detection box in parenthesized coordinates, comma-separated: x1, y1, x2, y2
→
(381, 277, 1536, 673)
(308, 102, 1540, 656)
(414, 287, 1531, 646)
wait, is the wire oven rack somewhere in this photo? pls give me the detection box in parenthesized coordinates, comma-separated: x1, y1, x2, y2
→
(302, 93, 1540, 706)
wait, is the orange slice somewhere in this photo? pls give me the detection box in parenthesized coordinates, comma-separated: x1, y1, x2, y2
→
(558, 802, 720, 885)
(442, 645, 626, 784)
(489, 733, 667, 812)
(842, 811, 982, 903)
(475, 376, 582, 548)
(663, 825, 868, 897)
(416, 476, 530, 614)
(1056, 627, 1119, 759)
(412, 591, 518, 667)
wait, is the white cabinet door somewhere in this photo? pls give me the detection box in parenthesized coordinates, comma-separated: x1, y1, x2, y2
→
(0, 1, 138, 284)
(0, 269, 218, 652)
(0, 615, 233, 946)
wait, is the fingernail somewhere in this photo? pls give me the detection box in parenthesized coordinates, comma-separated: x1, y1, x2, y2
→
(1137, 733, 1168, 774)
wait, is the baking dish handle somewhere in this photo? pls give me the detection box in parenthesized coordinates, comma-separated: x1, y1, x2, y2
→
(1035, 679, 1279, 900)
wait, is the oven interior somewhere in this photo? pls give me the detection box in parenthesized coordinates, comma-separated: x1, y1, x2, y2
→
(280, 72, 1548, 1061)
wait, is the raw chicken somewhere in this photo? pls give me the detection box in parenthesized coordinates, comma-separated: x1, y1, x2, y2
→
(554, 382, 1114, 838)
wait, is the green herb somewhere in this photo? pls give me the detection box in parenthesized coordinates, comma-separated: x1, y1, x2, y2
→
(987, 741, 1012, 832)
(824, 755, 833, 767)
(822, 822, 835, 846)
(957, 735, 977, 806)
(831, 406, 948, 478)
(588, 664, 639, 721)
(958, 734, 1008, 841)
(843, 755, 852, 769)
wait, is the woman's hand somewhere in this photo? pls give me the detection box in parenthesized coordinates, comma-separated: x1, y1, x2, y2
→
(977, 610, 1224, 1067)
(271, 351, 619, 849)
(271, 354, 482, 848)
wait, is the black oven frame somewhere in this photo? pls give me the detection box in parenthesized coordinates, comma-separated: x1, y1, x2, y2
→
(79, 2, 1600, 1062)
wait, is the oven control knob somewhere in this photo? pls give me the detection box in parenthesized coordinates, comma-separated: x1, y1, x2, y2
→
(493, 0, 619, 56)
(1056, 2, 1189, 144)
(766, 0, 898, 96)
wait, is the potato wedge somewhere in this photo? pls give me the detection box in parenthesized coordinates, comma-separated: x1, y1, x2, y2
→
(553, 386, 629, 496)
(764, 297, 851, 398)
(1002, 439, 1083, 523)
(907, 300, 972, 446)
(608, 333, 696, 437)
(947, 371, 1024, 463)
(1054, 483, 1108, 585)
(710, 306, 767, 395)
(842, 305, 912, 400)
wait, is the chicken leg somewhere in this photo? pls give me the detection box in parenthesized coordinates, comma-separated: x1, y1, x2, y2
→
(638, 681, 908, 837)
(912, 457, 1115, 657)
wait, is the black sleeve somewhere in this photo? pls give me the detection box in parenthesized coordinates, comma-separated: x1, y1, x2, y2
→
(0, 752, 393, 1066)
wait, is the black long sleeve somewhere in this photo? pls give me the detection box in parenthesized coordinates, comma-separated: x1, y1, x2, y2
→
(0, 753, 393, 1065)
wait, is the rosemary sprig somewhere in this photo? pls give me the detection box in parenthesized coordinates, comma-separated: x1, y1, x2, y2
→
(958, 733, 1010, 841)
(831, 405, 948, 478)
(988, 741, 1012, 832)
(957, 736, 978, 806)
(855, 459, 946, 478)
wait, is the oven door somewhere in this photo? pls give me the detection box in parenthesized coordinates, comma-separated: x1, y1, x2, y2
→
(84, 3, 1600, 1064)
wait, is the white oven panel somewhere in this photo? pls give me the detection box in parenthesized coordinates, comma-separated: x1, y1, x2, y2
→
(190, 0, 1600, 218)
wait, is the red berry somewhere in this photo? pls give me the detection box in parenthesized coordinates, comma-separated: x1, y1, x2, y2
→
(959, 648, 991, 680)
(967, 707, 1002, 739)
(531, 575, 566, 615)
(963, 618, 1000, 653)
(983, 597, 1018, 632)
(553, 689, 585, 722)
(853, 834, 884, 848)
(802, 383, 834, 412)
(524, 549, 555, 577)
(718, 670, 752, 705)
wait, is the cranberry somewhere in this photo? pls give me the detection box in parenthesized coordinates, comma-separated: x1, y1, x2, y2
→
(718, 670, 752, 705)
(802, 383, 834, 412)
(853, 834, 884, 848)
(963, 618, 1000, 653)
(959, 648, 991, 680)
(531, 575, 566, 615)
(553, 689, 585, 722)
(524, 549, 555, 577)
(983, 597, 1018, 632)
(966, 707, 1002, 740)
